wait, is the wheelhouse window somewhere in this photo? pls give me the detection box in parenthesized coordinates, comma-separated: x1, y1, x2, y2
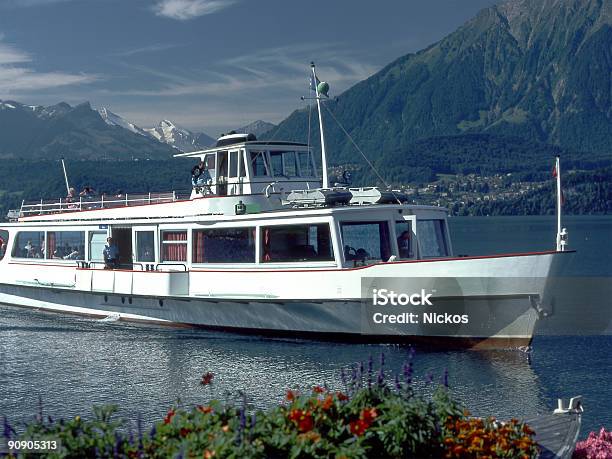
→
(135, 231, 155, 262)
(395, 221, 414, 259)
(229, 151, 238, 178)
(341, 222, 391, 264)
(47, 231, 85, 260)
(0, 230, 8, 260)
(12, 231, 45, 259)
(89, 231, 107, 262)
(250, 151, 269, 176)
(269, 151, 299, 177)
(298, 151, 315, 177)
(416, 220, 449, 258)
(193, 227, 255, 263)
(161, 231, 187, 262)
(262, 223, 333, 262)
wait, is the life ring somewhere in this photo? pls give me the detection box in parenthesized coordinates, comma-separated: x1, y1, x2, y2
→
(191, 165, 202, 178)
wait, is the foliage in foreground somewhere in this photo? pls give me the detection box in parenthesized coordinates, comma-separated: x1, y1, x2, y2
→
(3, 354, 539, 458)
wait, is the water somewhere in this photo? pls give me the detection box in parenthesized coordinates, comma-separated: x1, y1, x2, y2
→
(0, 216, 610, 438)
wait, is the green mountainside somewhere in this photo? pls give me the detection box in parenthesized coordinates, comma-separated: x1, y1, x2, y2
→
(267, 0, 610, 165)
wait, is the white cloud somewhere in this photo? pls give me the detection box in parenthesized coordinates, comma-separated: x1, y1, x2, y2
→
(153, 0, 237, 20)
(0, 38, 97, 97)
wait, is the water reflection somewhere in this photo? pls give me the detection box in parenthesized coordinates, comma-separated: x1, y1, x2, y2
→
(1, 305, 546, 428)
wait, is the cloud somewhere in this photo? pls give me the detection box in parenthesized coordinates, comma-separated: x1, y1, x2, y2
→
(153, 0, 237, 20)
(0, 38, 97, 96)
(111, 43, 182, 57)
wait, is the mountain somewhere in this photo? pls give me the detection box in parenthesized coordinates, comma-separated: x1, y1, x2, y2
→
(195, 132, 216, 148)
(267, 0, 611, 169)
(0, 100, 176, 160)
(144, 120, 208, 153)
(97, 107, 149, 137)
(237, 120, 276, 137)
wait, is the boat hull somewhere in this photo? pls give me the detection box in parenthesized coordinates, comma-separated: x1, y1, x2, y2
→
(0, 251, 573, 349)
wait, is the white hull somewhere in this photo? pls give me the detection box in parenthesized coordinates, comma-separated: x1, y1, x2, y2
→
(0, 251, 572, 349)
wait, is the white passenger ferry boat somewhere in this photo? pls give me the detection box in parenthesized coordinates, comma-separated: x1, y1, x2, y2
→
(0, 65, 573, 349)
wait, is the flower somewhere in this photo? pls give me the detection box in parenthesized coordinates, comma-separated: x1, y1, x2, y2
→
(349, 419, 368, 436)
(200, 372, 214, 386)
(197, 405, 213, 414)
(163, 409, 175, 425)
(204, 450, 216, 458)
(286, 390, 296, 401)
(313, 385, 325, 394)
(361, 408, 377, 424)
(322, 395, 334, 411)
(336, 391, 349, 401)
(179, 427, 191, 438)
(288, 409, 314, 433)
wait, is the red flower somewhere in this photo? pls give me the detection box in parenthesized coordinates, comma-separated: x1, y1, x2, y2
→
(163, 409, 176, 425)
(201, 372, 214, 385)
(349, 419, 368, 436)
(336, 392, 349, 401)
(286, 390, 296, 401)
(197, 405, 213, 414)
(313, 385, 325, 394)
(288, 409, 314, 433)
(179, 427, 191, 438)
(361, 408, 378, 424)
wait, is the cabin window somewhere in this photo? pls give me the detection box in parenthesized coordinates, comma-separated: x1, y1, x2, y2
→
(161, 231, 187, 262)
(269, 151, 299, 177)
(135, 231, 155, 262)
(340, 222, 391, 264)
(47, 231, 85, 260)
(0, 230, 8, 261)
(239, 152, 247, 178)
(298, 151, 315, 177)
(229, 151, 238, 178)
(395, 221, 414, 259)
(250, 151, 269, 176)
(89, 231, 108, 262)
(262, 223, 333, 262)
(193, 228, 255, 263)
(416, 220, 449, 258)
(12, 231, 45, 259)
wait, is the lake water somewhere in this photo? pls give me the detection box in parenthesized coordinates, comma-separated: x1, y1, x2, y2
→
(0, 216, 610, 438)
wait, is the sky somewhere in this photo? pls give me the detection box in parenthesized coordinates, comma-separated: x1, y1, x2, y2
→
(0, 0, 498, 135)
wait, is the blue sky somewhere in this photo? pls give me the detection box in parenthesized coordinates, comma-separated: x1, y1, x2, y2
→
(0, 0, 497, 135)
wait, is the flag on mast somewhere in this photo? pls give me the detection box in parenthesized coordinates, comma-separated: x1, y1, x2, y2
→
(552, 160, 565, 205)
(309, 74, 320, 92)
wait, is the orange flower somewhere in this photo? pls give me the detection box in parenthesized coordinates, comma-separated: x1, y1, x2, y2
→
(221, 425, 229, 432)
(312, 385, 325, 394)
(361, 408, 377, 424)
(197, 405, 213, 414)
(322, 394, 334, 411)
(286, 390, 296, 401)
(204, 450, 216, 458)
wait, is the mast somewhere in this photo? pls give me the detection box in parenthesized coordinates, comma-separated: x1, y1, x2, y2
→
(555, 155, 567, 251)
(311, 62, 329, 189)
(61, 158, 71, 195)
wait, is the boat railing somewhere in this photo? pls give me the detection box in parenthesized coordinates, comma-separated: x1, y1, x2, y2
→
(19, 191, 193, 217)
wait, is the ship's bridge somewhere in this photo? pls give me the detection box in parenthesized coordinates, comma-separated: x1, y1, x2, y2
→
(174, 133, 321, 199)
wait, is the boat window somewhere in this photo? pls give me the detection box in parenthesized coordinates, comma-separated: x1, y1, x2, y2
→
(340, 222, 391, 264)
(395, 221, 414, 259)
(12, 231, 45, 259)
(262, 223, 333, 262)
(269, 151, 299, 177)
(229, 151, 238, 178)
(89, 231, 108, 262)
(0, 230, 8, 261)
(135, 231, 155, 262)
(250, 151, 269, 176)
(161, 231, 187, 262)
(193, 227, 255, 263)
(298, 151, 315, 177)
(47, 231, 85, 260)
(416, 220, 449, 258)
(239, 152, 247, 178)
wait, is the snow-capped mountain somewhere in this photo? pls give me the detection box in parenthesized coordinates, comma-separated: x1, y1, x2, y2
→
(97, 107, 149, 137)
(144, 120, 205, 153)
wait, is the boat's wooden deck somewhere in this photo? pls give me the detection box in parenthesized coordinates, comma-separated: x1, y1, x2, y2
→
(527, 412, 582, 459)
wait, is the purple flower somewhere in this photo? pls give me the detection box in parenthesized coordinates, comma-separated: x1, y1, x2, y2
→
(394, 374, 402, 391)
(402, 361, 413, 385)
(2, 416, 14, 440)
(340, 368, 347, 388)
(377, 367, 385, 386)
(442, 368, 449, 388)
(426, 372, 434, 384)
(367, 354, 373, 388)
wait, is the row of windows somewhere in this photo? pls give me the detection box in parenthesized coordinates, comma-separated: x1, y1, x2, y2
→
(0, 220, 448, 265)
